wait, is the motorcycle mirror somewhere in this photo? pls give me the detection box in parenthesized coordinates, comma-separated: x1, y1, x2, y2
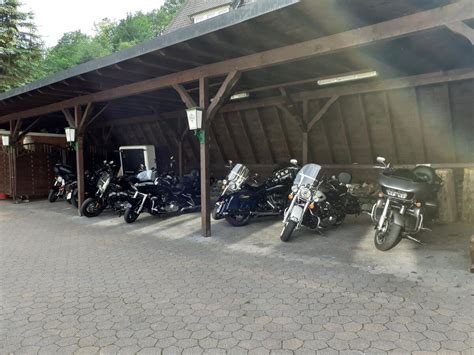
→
(109, 160, 114, 165)
(376, 157, 386, 164)
(290, 159, 298, 165)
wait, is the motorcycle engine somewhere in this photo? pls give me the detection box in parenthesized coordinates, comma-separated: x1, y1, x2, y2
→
(164, 201, 180, 213)
(265, 193, 285, 212)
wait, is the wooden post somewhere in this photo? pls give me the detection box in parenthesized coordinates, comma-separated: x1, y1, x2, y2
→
(178, 140, 184, 177)
(470, 236, 474, 273)
(436, 169, 457, 223)
(74, 105, 85, 215)
(302, 131, 309, 165)
(461, 168, 474, 224)
(199, 77, 211, 237)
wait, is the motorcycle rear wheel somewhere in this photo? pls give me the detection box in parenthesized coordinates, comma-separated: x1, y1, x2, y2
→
(374, 219, 402, 251)
(124, 207, 140, 223)
(225, 214, 251, 227)
(48, 189, 58, 203)
(80, 197, 104, 218)
(280, 220, 297, 242)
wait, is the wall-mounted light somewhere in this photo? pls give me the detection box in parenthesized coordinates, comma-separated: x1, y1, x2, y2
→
(64, 127, 77, 151)
(23, 135, 35, 152)
(317, 70, 378, 86)
(1, 135, 10, 147)
(230, 92, 250, 101)
(186, 107, 203, 131)
(64, 127, 76, 143)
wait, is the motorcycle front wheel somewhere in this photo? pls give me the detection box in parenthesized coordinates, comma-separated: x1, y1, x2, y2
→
(48, 188, 59, 203)
(374, 219, 402, 251)
(225, 214, 251, 227)
(280, 220, 297, 242)
(80, 197, 104, 218)
(124, 207, 140, 223)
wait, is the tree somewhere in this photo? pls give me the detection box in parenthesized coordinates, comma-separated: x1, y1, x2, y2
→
(40, 31, 110, 76)
(0, 0, 43, 92)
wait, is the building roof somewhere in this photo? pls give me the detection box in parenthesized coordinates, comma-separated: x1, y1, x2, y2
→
(164, 0, 255, 34)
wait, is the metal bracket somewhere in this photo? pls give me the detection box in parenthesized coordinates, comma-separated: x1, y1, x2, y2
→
(195, 129, 205, 144)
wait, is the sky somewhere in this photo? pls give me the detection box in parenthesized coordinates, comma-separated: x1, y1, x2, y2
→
(21, 0, 166, 48)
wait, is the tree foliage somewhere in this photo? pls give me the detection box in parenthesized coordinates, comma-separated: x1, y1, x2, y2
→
(1, 0, 187, 92)
(38, 0, 187, 77)
(0, 0, 43, 92)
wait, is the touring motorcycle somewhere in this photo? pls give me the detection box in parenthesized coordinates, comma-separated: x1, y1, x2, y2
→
(213, 159, 300, 226)
(48, 163, 76, 203)
(80, 161, 132, 217)
(371, 157, 442, 251)
(123, 169, 200, 223)
(280, 163, 361, 242)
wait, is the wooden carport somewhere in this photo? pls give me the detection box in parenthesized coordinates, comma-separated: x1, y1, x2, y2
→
(0, 0, 473, 236)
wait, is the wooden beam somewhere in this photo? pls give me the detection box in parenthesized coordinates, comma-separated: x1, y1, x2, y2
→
(255, 108, 275, 164)
(200, 77, 211, 238)
(237, 111, 259, 164)
(95, 68, 474, 130)
(86, 103, 109, 128)
(207, 71, 241, 122)
(382, 93, 399, 163)
(274, 106, 293, 160)
(78, 103, 93, 134)
(3, 0, 471, 123)
(307, 96, 339, 131)
(446, 21, 474, 45)
(277, 103, 305, 132)
(17, 118, 41, 142)
(220, 113, 242, 162)
(335, 101, 352, 164)
(357, 94, 374, 163)
(172, 83, 197, 108)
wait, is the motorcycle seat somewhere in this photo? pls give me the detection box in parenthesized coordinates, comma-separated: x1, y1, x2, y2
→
(172, 183, 186, 194)
(413, 166, 438, 185)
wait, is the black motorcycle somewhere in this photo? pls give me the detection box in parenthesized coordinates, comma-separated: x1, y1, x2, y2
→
(371, 157, 442, 251)
(123, 169, 201, 223)
(48, 163, 76, 203)
(69, 163, 109, 208)
(280, 164, 361, 242)
(80, 161, 132, 218)
(213, 159, 300, 226)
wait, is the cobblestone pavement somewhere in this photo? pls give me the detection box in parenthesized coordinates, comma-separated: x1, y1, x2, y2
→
(1, 200, 473, 354)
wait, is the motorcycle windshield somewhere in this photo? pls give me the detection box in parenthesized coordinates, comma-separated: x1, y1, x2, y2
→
(227, 164, 250, 186)
(294, 164, 322, 187)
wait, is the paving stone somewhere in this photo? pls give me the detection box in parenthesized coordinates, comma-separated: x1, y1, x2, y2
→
(1, 200, 473, 354)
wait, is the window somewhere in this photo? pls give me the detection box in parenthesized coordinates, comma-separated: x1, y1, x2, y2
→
(192, 5, 230, 24)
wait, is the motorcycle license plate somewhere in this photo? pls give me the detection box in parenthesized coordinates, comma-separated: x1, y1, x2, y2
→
(67, 192, 72, 200)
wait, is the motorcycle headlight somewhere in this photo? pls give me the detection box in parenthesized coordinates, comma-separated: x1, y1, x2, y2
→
(291, 185, 299, 193)
(222, 179, 228, 186)
(386, 188, 408, 199)
(299, 187, 312, 200)
(57, 176, 63, 183)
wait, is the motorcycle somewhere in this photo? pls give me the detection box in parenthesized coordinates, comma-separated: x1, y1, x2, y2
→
(280, 164, 361, 242)
(213, 159, 300, 226)
(371, 157, 442, 251)
(123, 169, 201, 224)
(80, 161, 132, 218)
(48, 163, 76, 203)
(69, 163, 109, 208)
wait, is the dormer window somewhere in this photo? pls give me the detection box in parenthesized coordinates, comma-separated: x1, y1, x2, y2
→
(192, 5, 231, 24)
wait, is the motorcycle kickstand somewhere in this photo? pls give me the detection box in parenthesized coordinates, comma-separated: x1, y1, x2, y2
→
(405, 235, 425, 245)
(315, 228, 326, 237)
